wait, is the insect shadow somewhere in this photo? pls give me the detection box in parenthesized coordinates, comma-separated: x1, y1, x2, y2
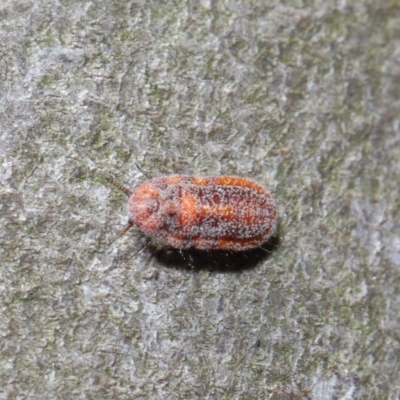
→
(150, 233, 280, 273)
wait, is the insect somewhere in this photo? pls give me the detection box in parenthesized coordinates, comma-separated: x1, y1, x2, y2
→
(108, 175, 277, 251)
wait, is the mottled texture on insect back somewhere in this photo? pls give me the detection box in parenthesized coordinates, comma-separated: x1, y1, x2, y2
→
(128, 175, 277, 251)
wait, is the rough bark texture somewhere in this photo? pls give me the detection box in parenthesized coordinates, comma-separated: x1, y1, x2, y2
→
(1, 1, 399, 399)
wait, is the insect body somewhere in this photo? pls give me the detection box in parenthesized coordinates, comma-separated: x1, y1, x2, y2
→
(112, 175, 277, 251)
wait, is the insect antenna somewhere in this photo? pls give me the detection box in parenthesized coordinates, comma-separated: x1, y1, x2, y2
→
(134, 163, 152, 179)
(106, 177, 132, 197)
(108, 220, 135, 246)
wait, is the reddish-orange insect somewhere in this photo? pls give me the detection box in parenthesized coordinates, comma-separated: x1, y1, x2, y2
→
(109, 175, 277, 251)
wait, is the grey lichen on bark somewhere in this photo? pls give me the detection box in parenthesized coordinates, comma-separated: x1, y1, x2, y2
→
(1, 0, 399, 399)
